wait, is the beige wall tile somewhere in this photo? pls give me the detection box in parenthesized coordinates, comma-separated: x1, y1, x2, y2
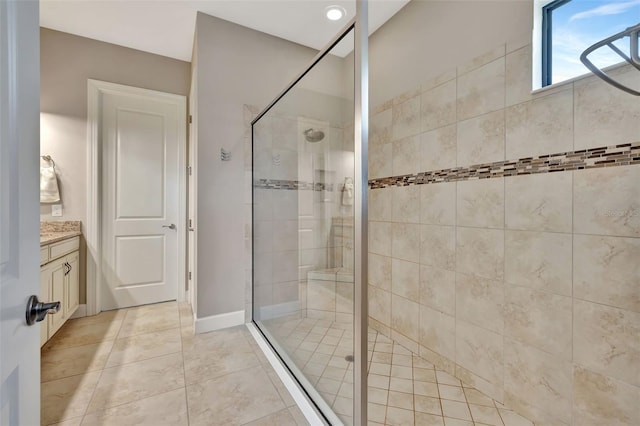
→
(369, 253, 392, 291)
(574, 65, 640, 150)
(574, 165, 640, 237)
(392, 258, 420, 300)
(456, 272, 504, 334)
(457, 58, 505, 121)
(371, 108, 392, 147)
(457, 178, 505, 229)
(574, 234, 640, 313)
(574, 299, 640, 387)
(505, 89, 573, 159)
(419, 305, 455, 361)
(369, 221, 392, 256)
(505, 45, 532, 107)
(573, 366, 640, 426)
(391, 295, 420, 341)
(369, 188, 393, 222)
(421, 124, 457, 171)
(458, 44, 506, 76)
(456, 227, 504, 280)
(369, 141, 392, 179)
(456, 364, 503, 403)
(420, 225, 456, 271)
(421, 68, 456, 92)
(504, 339, 572, 425)
(420, 182, 456, 226)
(505, 172, 572, 233)
(505, 285, 572, 360)
(457, 110, 505, 166)
(392, 94, 421, 140)
(392, 223, 421, 263)
(392, 135, 421, 176)
(369, 286, 391, 327)
(306, 280, 335, 312)
(455, 320, 504, 386)
(421, 79, 456, 132)
(504, 230, 572, 296)
(392, 185, 421, 223)
(420, 265, 455, 316)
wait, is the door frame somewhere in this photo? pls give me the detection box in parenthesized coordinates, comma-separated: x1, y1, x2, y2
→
(86, 79, 187, 315)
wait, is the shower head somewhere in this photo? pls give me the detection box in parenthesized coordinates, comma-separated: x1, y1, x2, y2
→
(303, 128, 325, 143)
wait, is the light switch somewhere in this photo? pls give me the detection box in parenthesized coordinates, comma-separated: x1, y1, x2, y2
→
(51, 204, 63, 217)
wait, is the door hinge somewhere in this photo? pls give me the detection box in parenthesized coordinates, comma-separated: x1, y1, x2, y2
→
(188, 271, 192, 280)
(189, 115, 192, 124)
(187, 166, 192, 176)
(189, 219, 192, 227)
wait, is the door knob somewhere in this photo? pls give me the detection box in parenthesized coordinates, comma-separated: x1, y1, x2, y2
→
(162, 224, 176, 230)
(26, 295, 60, 326)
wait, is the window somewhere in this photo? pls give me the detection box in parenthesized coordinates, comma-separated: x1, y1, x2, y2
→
(539, 0, 640, 87)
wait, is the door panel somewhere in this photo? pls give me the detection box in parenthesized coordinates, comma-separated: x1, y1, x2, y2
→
(49, 259, 66, 335)
(0, 1, 40, 424)
(101, 89, 183, 310)
(66, 252, 80, 316)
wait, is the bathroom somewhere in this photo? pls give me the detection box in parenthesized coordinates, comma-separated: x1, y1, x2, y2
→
(1, 0, 637, 425)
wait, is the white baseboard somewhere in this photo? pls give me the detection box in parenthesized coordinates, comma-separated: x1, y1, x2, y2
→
(194, 309, 245, 334)
(69, 304, 87, 319)
(259, 301, 300, 320)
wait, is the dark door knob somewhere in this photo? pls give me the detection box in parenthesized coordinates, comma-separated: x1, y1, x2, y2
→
(25, 295, 60, 325)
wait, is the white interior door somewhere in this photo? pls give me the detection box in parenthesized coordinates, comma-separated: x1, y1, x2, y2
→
(0, 1, 41, 425)
(100, 84, 186, 310)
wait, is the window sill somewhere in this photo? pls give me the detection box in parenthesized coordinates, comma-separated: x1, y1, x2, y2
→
(531, 61, 630, 95)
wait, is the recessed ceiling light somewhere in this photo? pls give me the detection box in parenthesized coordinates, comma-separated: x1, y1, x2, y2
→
(325, 5, 346, 21)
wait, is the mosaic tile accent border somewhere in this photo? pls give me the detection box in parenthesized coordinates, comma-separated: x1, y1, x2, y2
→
(253, 179, 335, 191)
(369, 142, 640, 189)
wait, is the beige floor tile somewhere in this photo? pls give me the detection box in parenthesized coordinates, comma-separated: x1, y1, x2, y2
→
(444, 418, 474, 426)
(436, 371, 461, 386)
(414, 367, 437, 382)
(187, 365, 285, 426)
(287, 406, 310, 425)
(414, 380, 439, 398)
(390, 377, 414, 393)
(41, 340, 113, 382)
(49, 416, 83, 426)
(80, 388, 188, 426)
(367, 402, 387, 423)
(388, 390, 414, 410)
(415, 395, 442, 416)
(41, 371, 101, 425)
(105, 327, 182, 367)
(386, 406, 415, 425)
(42, 320, 122, 351)
(242, 408, 299, 426)
(369, 361, 391, 376)
(117, 303, 180, 338)
(463, 387, 495, 407)
(469, 403, 503, 425)
(415, 412, 445, 425)
(441, 399, 472, 421)
(438, 384, 466, 402)
(368, 387, 389, 405)
(87, 352, 185, 413)
(265, 369, 296, 407)
(183, 333, 259, 385)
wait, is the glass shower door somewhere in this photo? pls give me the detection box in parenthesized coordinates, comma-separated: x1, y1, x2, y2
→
(252, 28, 357, 425)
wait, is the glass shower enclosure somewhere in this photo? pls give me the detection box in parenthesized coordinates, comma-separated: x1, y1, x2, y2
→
(251, 10, 368, 425)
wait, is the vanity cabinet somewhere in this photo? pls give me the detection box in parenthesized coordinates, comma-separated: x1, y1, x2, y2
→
(40, 236, 80, 346)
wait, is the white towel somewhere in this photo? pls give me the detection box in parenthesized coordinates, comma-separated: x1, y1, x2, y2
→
(342, 178, 354, 206)
(40, 157, 60, 204)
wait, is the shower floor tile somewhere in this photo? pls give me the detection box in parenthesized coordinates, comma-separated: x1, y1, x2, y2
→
(261, 316, 534, 426)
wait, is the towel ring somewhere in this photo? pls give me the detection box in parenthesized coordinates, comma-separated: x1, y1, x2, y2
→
(41, 155, 56, 167)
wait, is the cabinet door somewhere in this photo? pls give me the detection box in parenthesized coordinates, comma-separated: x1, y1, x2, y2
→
(40, 267, 50, 347)
(48, 258, 66, 338)
(65, 251, 80, 317)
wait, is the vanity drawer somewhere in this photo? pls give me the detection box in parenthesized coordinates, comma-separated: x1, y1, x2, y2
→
(49, 236, 80, 261)
(40, 246, 49, 266)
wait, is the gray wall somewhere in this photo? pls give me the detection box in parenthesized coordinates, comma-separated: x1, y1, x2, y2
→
(193, 13, 349, 318)
(368, 0, 532, 106)
(40, 28, 191, 302)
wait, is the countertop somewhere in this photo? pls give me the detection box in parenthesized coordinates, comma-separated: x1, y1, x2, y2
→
(40, 231, 81, 246)
(40, 221, 82, 246)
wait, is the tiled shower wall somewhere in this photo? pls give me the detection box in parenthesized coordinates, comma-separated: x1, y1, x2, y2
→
(368, 36, 639, 426)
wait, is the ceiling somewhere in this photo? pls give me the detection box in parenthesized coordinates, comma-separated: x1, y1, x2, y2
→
(39, 0, 410, 61)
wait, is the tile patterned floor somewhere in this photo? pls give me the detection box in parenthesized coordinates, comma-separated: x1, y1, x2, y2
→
(40, 302, 307, 426)
(262, 316, 534, 426)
